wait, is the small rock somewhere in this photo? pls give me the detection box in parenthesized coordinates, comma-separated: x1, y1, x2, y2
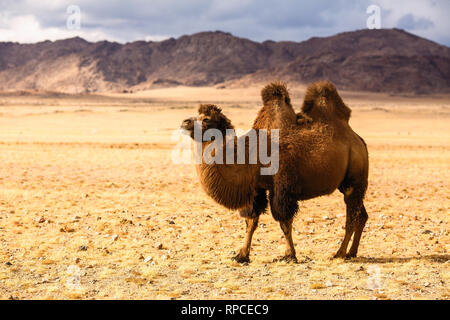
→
(60, 225, 75, 233)
(112, 234, 119, 241)
(156, 243, 164, 250)
(144, 256, 153, 263)
(299, 256, 312, 264)
(79, 245, 88, 251)
(422, 230, 433, 235)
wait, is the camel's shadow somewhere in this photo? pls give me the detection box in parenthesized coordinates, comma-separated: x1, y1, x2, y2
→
(344, 254, 449, 264)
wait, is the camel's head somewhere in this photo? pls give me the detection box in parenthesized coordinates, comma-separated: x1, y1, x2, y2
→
(261, 81, 292, 108)
(301, 80, 351, 122)
(181, 104, 234, 140)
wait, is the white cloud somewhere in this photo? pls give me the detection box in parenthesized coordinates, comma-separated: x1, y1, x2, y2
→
(376, 0, 450, 44)
(144, 35, 170, 42)
(0, 13, 125, 43)
(0, 0, 448, 45)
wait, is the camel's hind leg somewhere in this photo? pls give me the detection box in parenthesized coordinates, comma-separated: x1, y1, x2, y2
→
(278, 218, 297, 263)
(232, 189, 267, 263)
(334, 186, 365, 258)
(347, 204, 368, 258)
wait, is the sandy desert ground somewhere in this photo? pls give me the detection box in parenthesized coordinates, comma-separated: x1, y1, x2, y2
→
(0, 86, 448, 300)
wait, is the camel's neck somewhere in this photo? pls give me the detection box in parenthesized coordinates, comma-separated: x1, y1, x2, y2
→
(196, 140, 259, 210)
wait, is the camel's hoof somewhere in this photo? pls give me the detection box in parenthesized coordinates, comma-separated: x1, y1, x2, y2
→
(345, 253, 357, 260)
(232, 254, 250, 264)
(274, 255, 298, 264)
(333, 251, 346, 259)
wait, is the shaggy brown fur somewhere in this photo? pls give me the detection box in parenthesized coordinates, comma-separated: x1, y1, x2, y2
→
(255, 81, 312, 129)
(181, 82, 369, 263)
(182, 104, 259, 209)
(241, 82, 312, 261)
(253, 82, 297, 130)
(302, 80, 352, 122)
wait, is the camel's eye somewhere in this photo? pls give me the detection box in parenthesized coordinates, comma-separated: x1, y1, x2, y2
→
(202, 117, 211, 124)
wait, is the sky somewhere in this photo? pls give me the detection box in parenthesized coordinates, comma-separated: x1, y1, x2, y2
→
(0, 0, 449, 46)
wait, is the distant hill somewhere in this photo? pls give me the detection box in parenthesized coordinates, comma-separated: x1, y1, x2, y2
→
(0, 29, 449, 94)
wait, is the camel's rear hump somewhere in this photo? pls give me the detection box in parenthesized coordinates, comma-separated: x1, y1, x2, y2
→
(301, 80, 352, 122)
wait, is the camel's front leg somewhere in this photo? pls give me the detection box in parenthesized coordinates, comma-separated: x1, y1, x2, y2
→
(232, 189, 268, 263)
(233, 213, 259, 263)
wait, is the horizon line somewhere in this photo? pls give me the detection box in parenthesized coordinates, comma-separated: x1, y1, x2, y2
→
(1, 28, 448, 48)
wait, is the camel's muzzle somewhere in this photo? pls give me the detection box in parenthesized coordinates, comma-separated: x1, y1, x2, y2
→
(181, 117, 196, 131)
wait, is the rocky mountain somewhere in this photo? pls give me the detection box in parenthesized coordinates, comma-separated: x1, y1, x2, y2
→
(0, 28, 449, 94)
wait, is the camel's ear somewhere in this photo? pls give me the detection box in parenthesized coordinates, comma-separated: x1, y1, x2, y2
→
(215, 113, 234, 132)
(198, 104, 222, 116)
